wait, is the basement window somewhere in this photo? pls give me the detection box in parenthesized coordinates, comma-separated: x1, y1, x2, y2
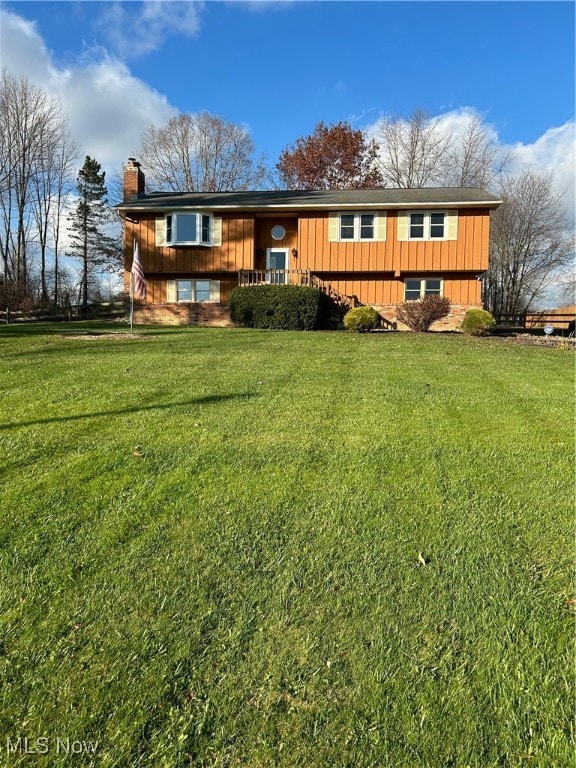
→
(404, 278, 443, 301)
(165, 213, 213, 246)
(175, 279, 218, 302)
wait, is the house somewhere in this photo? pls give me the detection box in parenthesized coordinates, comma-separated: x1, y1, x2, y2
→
(118, 158, 502, 329)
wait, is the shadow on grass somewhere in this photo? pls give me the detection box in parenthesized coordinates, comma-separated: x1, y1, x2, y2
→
(0, 392, 259, 431)
(0, 322, 237, 339)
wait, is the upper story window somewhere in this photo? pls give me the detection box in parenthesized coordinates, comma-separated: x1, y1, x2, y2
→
(339, 212, 376, 241)
(156, 213, 222, 248)
(328, 211, 387, 243)
(397, 210, 457, 242)
(165, 212, 213, 246)
(409, 212, 446, 240)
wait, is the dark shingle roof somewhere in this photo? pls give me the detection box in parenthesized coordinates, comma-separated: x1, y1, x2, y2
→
(118, 187, 501, 212)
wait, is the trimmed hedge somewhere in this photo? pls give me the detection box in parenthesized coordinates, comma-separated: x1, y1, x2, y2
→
(229, 285, 332, 330)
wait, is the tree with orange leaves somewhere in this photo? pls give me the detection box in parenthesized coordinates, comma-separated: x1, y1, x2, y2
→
(276, 121, 382, 190)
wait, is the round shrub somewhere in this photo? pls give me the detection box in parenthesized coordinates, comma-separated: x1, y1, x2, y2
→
(343, 305, 379, 332)
(461, 308, 496, 336)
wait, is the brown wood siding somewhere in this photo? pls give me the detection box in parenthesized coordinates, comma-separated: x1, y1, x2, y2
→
(312, 274, 481, 306)
(297, 209, 490, 274)
(256, 217, 298, 251)
(124, 214, 255, 276)
(135, 278, 237, 304)
(123, 208, 490, 311)
(255, 218, 298, 272)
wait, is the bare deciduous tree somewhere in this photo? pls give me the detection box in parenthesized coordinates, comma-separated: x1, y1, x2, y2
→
(374, 109, 512, 190)
(0, 70, 50, 290)
(31, 126, 78, 303)
(139, 112, 267, 192)
(483, 170, 574, 316)
(441, 115, 512, 189)
(375, 109, 451, 188)
(0, 69, 78, 308)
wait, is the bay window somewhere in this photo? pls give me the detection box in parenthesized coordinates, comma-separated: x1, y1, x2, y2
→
(165, 212, 213, 246)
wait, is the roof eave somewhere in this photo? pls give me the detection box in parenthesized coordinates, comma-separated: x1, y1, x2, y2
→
(118, 199, 503, 214)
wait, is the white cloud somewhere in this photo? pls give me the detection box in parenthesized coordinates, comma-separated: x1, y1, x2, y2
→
(230, 1, 296, 11)
(0, 11, 56, 82)
(0, 9, 176, 177)
(434, 107, 499, 145)
(510, 122, 576, 225)
(96, 1, 204, 58)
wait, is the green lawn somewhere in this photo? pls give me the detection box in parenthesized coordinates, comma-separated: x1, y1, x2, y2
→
(0, 324, 573, 767)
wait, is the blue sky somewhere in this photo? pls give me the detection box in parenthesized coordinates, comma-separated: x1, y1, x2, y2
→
(3, 1, 574, 168)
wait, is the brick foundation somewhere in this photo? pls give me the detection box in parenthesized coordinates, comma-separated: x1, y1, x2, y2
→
(132, 303, 233, 327)
(130, 301, 477, 331)
(373, 303, 479, 332)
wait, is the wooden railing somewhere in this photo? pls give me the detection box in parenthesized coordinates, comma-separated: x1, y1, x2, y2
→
(308, 274, 360, 310)
(495, 312, 576, 332)
(525, 312, 575, 331)
(238, 269, 312, 287)
(238, 269, 360, 311)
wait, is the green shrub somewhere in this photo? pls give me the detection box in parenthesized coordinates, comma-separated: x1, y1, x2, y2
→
(229, 285, 331, 330)
(461, 308, 496, 335)
(343, 305, 379, 332)
(396, 295, 451, 332)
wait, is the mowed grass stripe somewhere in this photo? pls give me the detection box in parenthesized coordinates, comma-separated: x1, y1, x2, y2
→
(0, 324, 573, 767)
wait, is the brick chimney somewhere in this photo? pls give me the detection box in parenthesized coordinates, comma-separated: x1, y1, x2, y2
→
(123, 158, 145, 201)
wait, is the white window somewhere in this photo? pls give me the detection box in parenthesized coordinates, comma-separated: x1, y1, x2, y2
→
(165, 212, 213, 246)
(404, 278, 443, 301)
(169, 279, 220, 303)
(329, 211, 386, 242)
(339, 212, 375, 241)
(408, 212, 446, 240)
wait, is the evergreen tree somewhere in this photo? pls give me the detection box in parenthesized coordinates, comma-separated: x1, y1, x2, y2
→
(67, 156, 120, 314)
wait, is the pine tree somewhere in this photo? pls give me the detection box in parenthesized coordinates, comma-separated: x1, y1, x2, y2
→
(67, 156, 120, 314)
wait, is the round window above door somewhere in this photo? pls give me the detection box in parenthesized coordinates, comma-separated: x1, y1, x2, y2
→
(271, 225, 285, 240)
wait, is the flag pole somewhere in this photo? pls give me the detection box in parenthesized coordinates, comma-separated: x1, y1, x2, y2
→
(129, 238, 135, 334)
(130, 238, 146, 334)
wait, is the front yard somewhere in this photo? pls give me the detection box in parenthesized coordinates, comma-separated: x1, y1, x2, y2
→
(0, 324, 573, 766)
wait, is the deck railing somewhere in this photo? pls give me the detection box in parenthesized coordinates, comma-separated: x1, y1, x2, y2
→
(238, 269, 360, 311)
(238, 269, 312, 287)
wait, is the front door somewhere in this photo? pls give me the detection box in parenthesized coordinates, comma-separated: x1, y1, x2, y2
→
(266, 248, 289, 284)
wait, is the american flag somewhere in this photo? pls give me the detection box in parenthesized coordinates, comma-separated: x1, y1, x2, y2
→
(131, 240, 146, 298)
